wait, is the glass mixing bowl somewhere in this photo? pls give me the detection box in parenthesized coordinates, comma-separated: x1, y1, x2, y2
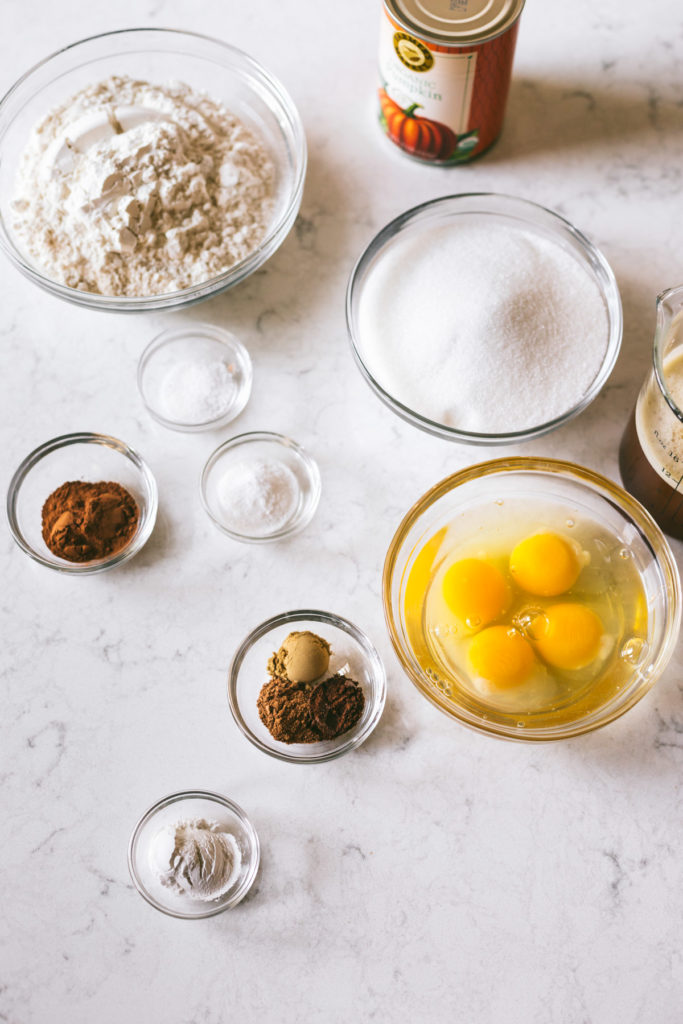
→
(383, 457, 681, 741)
(0, 28, 306, 311)
(346, 193, 623, 444)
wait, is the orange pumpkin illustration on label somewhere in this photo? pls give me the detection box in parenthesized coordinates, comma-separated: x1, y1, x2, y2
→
(378, 88, 477, 163)
(377, 1, 524, 164)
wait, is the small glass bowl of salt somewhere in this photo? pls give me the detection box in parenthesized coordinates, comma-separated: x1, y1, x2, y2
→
(201, 431, 321, 542)
(137, 324, 252, 431)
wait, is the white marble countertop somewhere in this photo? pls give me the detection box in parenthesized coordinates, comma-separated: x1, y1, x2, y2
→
(2, 1, 682, 1021)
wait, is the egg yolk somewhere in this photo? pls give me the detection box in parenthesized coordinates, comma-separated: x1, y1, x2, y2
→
(442, 558, 509, 628)
(469, 626, 535, 688)
(405, 527, 447, 617)
(509, 532, 581, 596)
(532, 603, 603, 670)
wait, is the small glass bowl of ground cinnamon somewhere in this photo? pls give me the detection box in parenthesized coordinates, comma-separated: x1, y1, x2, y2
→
(7, 432, 158, 573)
(227, 610, 386, 764)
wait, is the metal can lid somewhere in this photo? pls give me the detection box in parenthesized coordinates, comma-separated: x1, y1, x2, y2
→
(385, 0, 525, 45)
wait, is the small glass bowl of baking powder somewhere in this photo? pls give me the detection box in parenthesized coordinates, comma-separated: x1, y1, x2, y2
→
(0, 29, 306, 312)
(138, 324, 252, 431)
(128, 790, 260, 919)
(6, 431, 158, 574)
(200, 432, 321, 543)
(228, 609, 387, 764)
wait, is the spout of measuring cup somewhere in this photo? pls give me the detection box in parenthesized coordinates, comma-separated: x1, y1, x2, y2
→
(653, 285, 683, 391)
(656, 284, 683, 330)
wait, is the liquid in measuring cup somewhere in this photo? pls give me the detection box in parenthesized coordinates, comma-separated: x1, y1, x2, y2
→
(619, 289, 683, 539)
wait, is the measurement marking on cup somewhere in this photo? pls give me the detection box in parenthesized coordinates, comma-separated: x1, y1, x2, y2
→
(660, 465, 683, 490)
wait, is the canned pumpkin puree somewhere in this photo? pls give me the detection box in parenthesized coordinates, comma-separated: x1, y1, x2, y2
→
(378, 0, 525, 163)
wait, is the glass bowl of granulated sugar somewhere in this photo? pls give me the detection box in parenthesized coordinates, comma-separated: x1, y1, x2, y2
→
(346, 193, 623, 445)
(0, 28, 306, 312)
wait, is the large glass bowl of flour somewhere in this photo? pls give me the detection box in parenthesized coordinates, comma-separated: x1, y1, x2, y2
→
(346, 194, 622, 444)
(0, 29, 306, 311)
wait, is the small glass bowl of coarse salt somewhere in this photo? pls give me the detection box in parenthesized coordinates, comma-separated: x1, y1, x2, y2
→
(200, 432, 321, 543)
(138, 324, 252, 431)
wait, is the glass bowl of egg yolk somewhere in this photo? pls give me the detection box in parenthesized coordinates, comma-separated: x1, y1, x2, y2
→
(383, 457, 681, 741)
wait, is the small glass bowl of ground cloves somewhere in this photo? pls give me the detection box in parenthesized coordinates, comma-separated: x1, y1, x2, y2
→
(7, 432, 158, 574)
(228, 610, 386, 764)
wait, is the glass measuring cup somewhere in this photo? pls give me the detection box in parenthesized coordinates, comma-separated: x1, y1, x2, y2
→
(619, 285, 683, 539)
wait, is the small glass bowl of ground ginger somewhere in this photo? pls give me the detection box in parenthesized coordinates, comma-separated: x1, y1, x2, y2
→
(228, 610, 386, 764)
(7, 432, 158, 574)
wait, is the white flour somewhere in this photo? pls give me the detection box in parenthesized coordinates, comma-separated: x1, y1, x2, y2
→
(12, 76, 275, 296)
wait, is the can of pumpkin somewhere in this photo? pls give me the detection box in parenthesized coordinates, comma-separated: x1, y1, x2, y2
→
(378, 0, 525, 164)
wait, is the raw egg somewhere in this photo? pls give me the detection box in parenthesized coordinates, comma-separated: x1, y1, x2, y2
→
(509, 532, 581, 596)
(442, 558, 509, 629)
(412, 501, 646, 721)
(531, 602, 603, 670)
(468, 626, 535, 688)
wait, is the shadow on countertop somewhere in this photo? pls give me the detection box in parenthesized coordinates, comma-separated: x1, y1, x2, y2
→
(490, 75, 683, 161)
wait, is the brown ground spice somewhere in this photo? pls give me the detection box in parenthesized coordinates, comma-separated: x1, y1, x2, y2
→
(257, 671, 365, 744)
(41, 480, 139, 563)
(309, 674, 365, 739)
(256, 676, 322, 744)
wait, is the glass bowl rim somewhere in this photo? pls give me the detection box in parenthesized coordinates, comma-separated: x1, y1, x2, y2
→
(345, 192, 623, 445)
(6, 430, 159, 574)
(227, 608, 387, 763)
(0, 26, 307, 312)
(137, 322, 253, 431)
(199, 430, 322, 543)
(382, 455, 682, 741)
(127, 788, 260, 919)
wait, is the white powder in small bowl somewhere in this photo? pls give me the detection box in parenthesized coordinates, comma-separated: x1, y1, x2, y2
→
(217, 458, 299, 536)
(158, 358, 236, 424)
(148, 818, 241, 901)
(355, 220, 611, 435)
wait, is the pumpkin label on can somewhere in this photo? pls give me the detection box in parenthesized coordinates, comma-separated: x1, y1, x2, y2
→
(379, 16, 478, 162)
(378, 0, 523, 164)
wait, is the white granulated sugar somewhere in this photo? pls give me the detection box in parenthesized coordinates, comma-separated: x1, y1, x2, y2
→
(217, 458, 299, 536)
(158, 358, 236, 424)
(12, 76, 275, 296)
(357, 221, 610, 433)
